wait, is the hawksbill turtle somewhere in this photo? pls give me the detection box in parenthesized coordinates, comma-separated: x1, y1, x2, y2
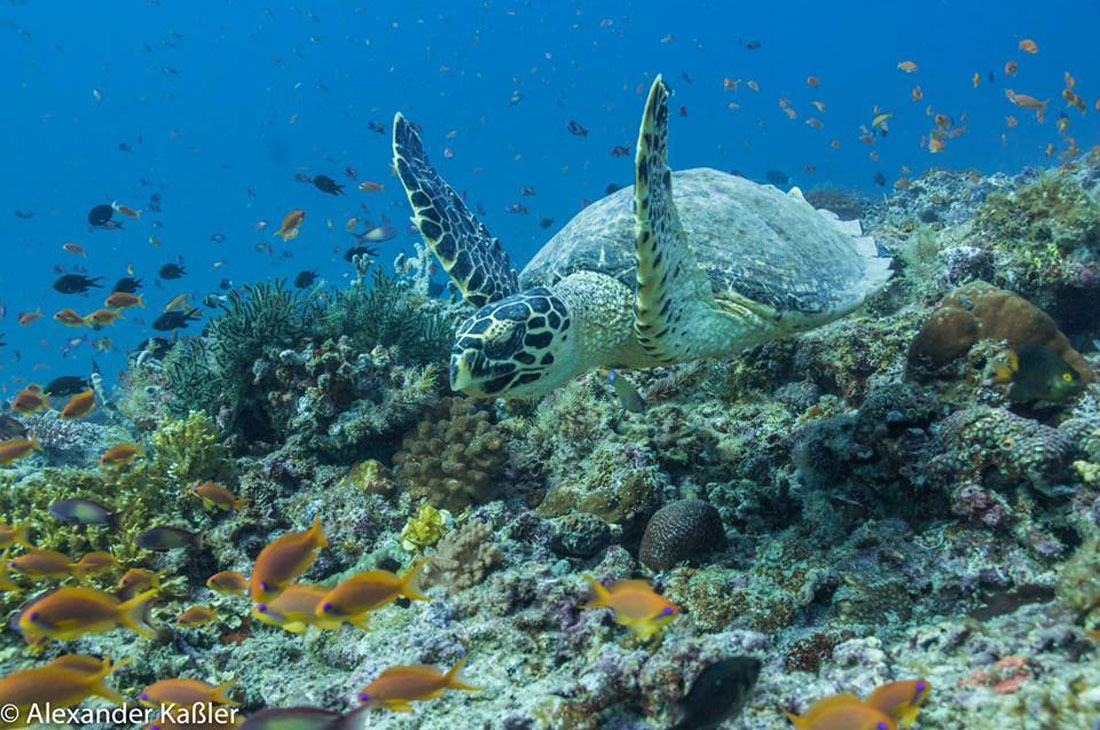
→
(392, 76, 893, 399)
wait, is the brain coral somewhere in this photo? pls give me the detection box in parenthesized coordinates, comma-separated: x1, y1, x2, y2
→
(638, 499, 726, 571)
(907, 280, 1094, 382)
(392, 397, 508, 510)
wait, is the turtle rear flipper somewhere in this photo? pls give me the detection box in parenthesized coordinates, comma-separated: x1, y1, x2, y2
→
(392, 113, 519, 307)
(632, 77, 745, 363)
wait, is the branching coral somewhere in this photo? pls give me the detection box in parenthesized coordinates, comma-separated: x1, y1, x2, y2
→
(392, 398, 508, 510)
(421, 520, 501, 593)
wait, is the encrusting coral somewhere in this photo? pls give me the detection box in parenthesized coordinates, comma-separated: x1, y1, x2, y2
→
(907, 280, 1094, 381)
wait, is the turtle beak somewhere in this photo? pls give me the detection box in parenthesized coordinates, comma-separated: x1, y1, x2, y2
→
(449, 350, 479, 395)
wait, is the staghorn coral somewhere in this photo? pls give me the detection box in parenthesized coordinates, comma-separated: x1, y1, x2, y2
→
(638, 499, 726, 571)
(907, 280, 1094, 382)
(421, 520, 502, 594)
(392, 397, 508, 510)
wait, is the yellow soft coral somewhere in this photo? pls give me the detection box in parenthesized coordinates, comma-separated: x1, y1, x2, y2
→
(399, 504, 453, 552)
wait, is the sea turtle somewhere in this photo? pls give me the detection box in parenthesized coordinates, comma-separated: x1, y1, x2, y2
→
(392, 75, 893, 399)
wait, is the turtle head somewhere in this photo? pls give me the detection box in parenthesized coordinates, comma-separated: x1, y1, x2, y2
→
(450, 287, 573, 398)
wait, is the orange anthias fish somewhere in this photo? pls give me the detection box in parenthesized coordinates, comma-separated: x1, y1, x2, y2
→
(806, 76, 820, 87)
(18, 308, 43, 326)
(928, 135, 946, 154)
(251, 583, 341, 634)
(972, 72, 981, 87)
(72, 551, 118, 580)
(83, 308, 123, 326)
(105, 292, 144, 309)
(139, 677, 238, 708)
(356, 657, 479, 712)
(111, 200, 141, 218)
(16, 586, 159, 645)
(865, 679, 931, 727)
(358, 181, 384, 192)
(273, 210, 306, 242)
(583, 575, 679, 640)
(192, 482, 245, 511)
(910, 86, 923, 102)
(1018, 38, 1038, 54)
(248, 516, 327, 601)
(115, 568, 161, 601)
(316, 561, 428, 629)
(0, 524, 32, 550)
(12, 385, 49, 414)
(785, 694, 897, 730)
(100, 443, 143, 465)
(62, 242, 86, 257)
(0, 656, 129, 724)
(0, 436, 42, 465)
(10, 548, 90, 582)
(206, 570, 247, 594)
(1005, 89, 1048, 109)
(164, 293, 189, 312)
(1004, 60, 1018, 76)
(54, 308, 86, 327)
(897, 61, 918, 73)
(176, 604, 217, 626)
(60, 390, 96, 419)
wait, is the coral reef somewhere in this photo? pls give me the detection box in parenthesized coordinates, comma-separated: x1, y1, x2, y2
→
(537, 441, 666, 535)
(392, 398, 509, 510)
(3, 157, 1100, 730)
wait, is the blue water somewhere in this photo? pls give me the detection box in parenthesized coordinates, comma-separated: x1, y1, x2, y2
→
(2, 0, 1098, 393)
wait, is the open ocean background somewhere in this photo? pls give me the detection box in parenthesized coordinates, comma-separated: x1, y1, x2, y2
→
(1, 0, 1098, 393)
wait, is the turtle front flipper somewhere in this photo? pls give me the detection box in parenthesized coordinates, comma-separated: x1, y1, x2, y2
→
(393, 113, 520, 307)
(632, 77, 743, 363)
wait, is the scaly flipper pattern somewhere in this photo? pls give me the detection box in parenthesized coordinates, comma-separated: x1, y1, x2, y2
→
(392, 113, 519, 307)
